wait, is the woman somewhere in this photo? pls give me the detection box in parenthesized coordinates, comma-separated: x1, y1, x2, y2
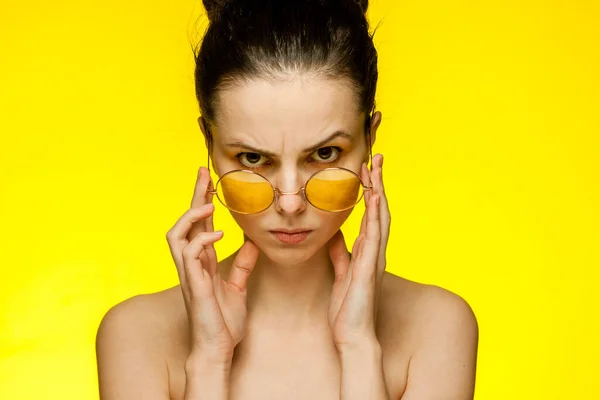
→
(96, 0, 478, 399)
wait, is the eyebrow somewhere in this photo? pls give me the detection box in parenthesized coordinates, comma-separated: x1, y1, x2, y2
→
(224, 130, 354, 157)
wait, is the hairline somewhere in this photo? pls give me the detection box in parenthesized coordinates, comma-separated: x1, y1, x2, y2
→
(207, 70, 365, 128)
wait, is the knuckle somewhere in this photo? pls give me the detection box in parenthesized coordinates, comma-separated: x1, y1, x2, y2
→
(182, 244, 199, 259)
(187, 286, 202, 304)
(233, 262, 252, 274)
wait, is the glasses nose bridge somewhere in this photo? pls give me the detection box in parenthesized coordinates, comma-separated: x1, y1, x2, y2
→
(275, 186, 306, 196)
(273, 186, 308, 207)
(272, 169, 308, 198)
(272, 182, 308, 214)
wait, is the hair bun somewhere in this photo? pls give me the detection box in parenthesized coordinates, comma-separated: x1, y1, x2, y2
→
(202, 0, 229, 22)
(203, 1, 368, 22)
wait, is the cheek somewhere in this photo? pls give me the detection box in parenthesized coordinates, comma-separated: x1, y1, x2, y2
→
(315, 209, 352, 242)
(229, 213, 258, 236)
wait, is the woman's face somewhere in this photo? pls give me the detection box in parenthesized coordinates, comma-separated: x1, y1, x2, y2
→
(202, 75, 381, 265)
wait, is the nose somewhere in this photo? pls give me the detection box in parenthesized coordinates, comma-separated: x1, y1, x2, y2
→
(273, 171, 307, 215)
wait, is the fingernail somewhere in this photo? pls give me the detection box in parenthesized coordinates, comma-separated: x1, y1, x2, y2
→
(211, 230, 223, 236)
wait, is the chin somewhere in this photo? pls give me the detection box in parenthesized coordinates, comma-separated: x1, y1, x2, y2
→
(263, 244, 318, 265)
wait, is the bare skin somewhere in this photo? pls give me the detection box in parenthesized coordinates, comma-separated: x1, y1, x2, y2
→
(97, 266, 476, 399)
(96, 76, 478, 399)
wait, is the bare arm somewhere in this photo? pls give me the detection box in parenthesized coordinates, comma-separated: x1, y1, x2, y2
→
(96, 295, 170, 400)
(401, 288, 479, 400)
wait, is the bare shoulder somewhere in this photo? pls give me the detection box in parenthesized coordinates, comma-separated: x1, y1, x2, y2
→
(378, 272, 479, 399)
(382, 271, 477, 326)
(379, 271, 478, 352)
(97, 288, 181, 346)
(96, 288, 184, 399)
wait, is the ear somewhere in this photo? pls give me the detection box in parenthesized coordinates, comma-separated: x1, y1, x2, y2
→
(364, 111, 382, 164)
(198, 116, 219, 174)
(197, 116, 212, 150)
(369, 111, 382, 147)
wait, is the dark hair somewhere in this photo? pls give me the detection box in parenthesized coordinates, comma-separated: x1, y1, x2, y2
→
(193, 0, 378, 140)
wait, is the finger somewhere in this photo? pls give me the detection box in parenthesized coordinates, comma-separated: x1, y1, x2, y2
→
(166, 204, 216, 271)
(203, 242, 219, 276)
(190, 167, 213, 239)
(203, 174, 219, 274)
(328, 231, 352, 321)
(198, 243, 212, 274)
(371, 156, 390, 277)
(358, 211, 368, 238)
(194, 228, 218, 278)
(354, 194, 381, 281)
(167, 203, 215, 245)
(356, 194, 376, 259)
(358, 201, 368, 238)
(182, 230, 224, 298)
(357, 162, 371, 238)
(328, 230, 351, 281)
(191, 167, 212, 209)
(373, 154, 390, 237)
(351, 232, 365, 260)
(372, 168, 389, 236)
(205, 174, 215, 232)
(361, 162, 372, 209)
(227, 240, 260, 292)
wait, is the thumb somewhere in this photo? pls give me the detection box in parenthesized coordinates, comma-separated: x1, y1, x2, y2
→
(227, 240, 260, 292)
(328, 230, 350, 281)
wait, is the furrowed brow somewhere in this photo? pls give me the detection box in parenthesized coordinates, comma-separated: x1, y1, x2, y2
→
(301, 130, 353, 153)
(224, 141, 277, 158)
(224, 130, 353, 157)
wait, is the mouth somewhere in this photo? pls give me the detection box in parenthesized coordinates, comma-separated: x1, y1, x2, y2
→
(269, 229, 313, 244)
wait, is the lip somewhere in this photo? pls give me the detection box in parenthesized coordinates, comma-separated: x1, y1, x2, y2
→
(269, 229, 312, 244)
(270, 228, 312, 234)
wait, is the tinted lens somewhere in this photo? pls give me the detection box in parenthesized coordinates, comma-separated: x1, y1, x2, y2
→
(216, 171, 274, 214)
(305, 168, 363, 212)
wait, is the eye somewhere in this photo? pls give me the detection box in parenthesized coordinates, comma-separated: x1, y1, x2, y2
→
(310, 146, 341, 163)
(237, 152, 269, 168)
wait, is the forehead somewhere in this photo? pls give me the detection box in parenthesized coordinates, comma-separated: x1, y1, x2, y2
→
(213, 75, 364, 151)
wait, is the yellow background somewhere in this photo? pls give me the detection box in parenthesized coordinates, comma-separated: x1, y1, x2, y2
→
(1, 0, 598, 398)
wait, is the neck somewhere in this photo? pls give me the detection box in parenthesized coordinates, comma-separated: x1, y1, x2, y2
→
(245, 245, 336, 329)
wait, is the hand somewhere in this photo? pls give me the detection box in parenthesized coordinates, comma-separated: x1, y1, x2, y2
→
(166, 167, 260, 362)
(327, 154, 391, 349)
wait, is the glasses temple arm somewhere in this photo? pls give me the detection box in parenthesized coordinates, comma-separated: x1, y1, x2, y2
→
(366, 112, 374, 171)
